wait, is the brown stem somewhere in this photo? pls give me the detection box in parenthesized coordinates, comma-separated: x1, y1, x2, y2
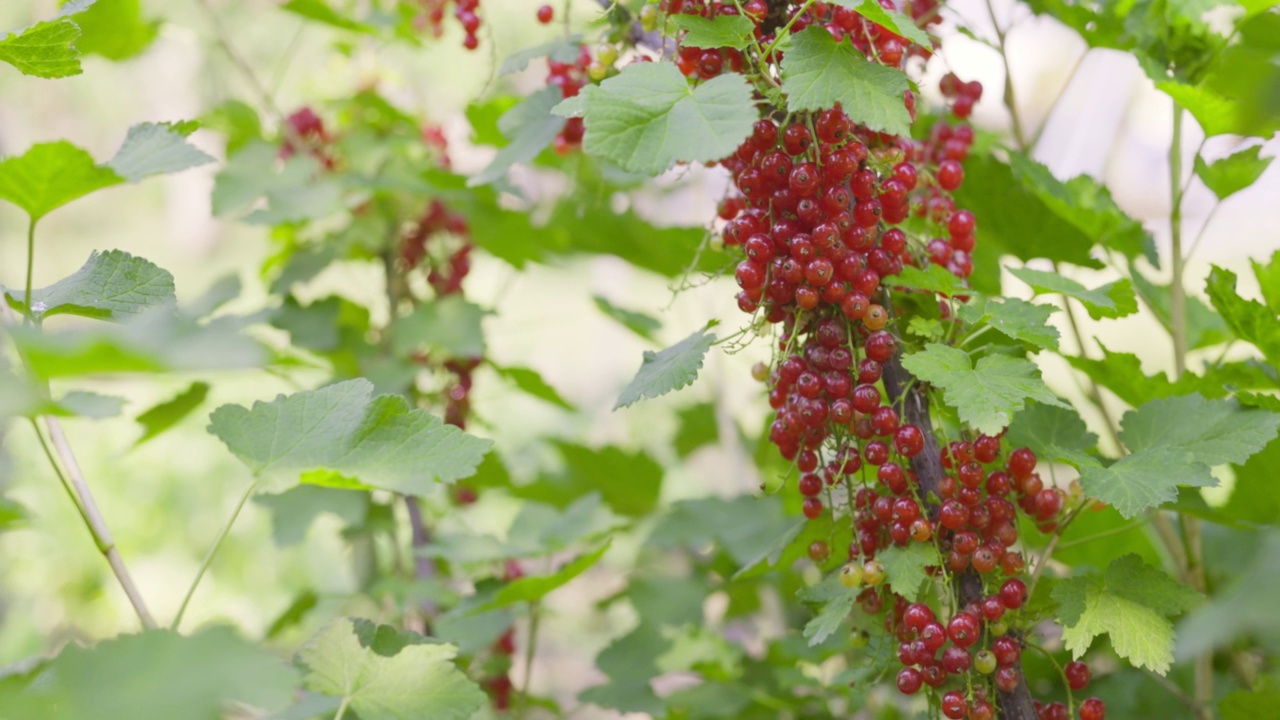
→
(883, 354, 1038, 720)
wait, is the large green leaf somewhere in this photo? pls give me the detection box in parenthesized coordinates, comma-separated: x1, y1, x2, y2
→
(1053, 554, 1201, 674)
(956, 295, 1060, 350)
(670, 14, 756, 49)
(780, 27, 911, 135)
(208, 378, 493, 495)
(0, 141, 122, 220)
(560, 62, 757, 176)
(389, 296, 486, 360)
(0, 1, 95, 78)
(0, 626, 297, 719)
(1006, 401, 1098, 467)
(295, 618, 485, 720)
(511, 442, 663, 518)
(901, 344, 1068, 434)
(4, 250, 175, 321)
(469, 86, 566, 187)
(212, 141, 343, 224)
(615, 323, 717, 409)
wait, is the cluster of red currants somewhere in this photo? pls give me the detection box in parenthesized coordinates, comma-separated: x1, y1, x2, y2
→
(653, 1, 1108, 717)
(279, 107, 336, 170)
(545, 47, 590, 153)
(412, 0, 483, 50)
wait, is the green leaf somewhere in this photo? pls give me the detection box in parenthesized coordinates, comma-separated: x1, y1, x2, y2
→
(615, 323, 717, 409)
(266, 590, 319, 640)
(1222, 437, 1280, 525)
(208, 378, 493, 495)
(593, 295, 661, 342)
(107, 122, 214, 182)
(901, 344, 1068, 434)
(1178, 531, 1280, 658)
(55, 390, 124, 418)
(1006, 153, 1154, 262)
(567, 62, 757, 176)
(4, 626, 298, 719)
(212, 141, 343, 224)
(780, 27, 912, 136)
(201, 100, 262, 154)
(579, 624, 667, 714)
(879, 542, 940, 602)
(957, 295, 1060, 350)
(674, 402, 719, 458)
(254, 485, 369, 546)
(133, 382, 209, 446)
(61, 0, 158, 61)
(1206, 265, 1280, 367)
(389, 296, 486, 360)
(1006, 402, 1098, 466)
(475, 542, 610, 611)
(1159, 80, 1280, 138)
(499, 34, 584, 76)
(491, 364, 574, 410)
(468, 86, 566, 187)
(1007, 267, 1138, 321)
(894, 263, 970, 296)
(1053, 554, 1200, 674)
(802, 583, 857, 646)
(4, 250, 175, 320)
(0, 495, 28, 530)
(511, 442, 663, 518)
(295, 617, 485, 720)
(953, 155, 1101, 269)
(6, 310, 265, 377)
(1253, 250, 1280, 315)
(1079, 394, 1280, 517)
(670, 14, 756, 49)
(1220, 685, 1280, 720)
(833, 0, 933, 46)
(0, 141, 122, 220)
(0, 2, 93, 78)
(1194, 145, 1273, 200)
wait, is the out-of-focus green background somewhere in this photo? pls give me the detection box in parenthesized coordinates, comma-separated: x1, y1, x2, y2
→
(0, 0, 1275, 712)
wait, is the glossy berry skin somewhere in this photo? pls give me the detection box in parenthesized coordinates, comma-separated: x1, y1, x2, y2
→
(894, 424, 925, 457)
(896, 667, 923, 695)
(992, 635, 1021, 666)
(941, 646, 971, 674)
(536, 4, 554, 23)
(995, 665, 1021, 692)
(1043, 702, 1069, 720)
(903, 602, 935, 631)
(974, 649, 997, 674)
(1079, 697, 1106, 720)
(1064, 660, 1092, 690)
(947, 612, 981, 648)
(999, 578, 1028, 610)
(941, 690, 968, 719)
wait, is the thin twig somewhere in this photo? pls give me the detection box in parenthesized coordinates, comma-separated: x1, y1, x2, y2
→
(171, 480, 258, 630)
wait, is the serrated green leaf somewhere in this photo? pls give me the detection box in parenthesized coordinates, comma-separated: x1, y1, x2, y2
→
(1007, 266, 1138, 320)
(593, 295, 661, 342)
(4, 626, 298, 719)
(832, 0, 933, 46)
(61, 0, 158, 61)
(1065, 344, 1179, 407)
(901, 344, 1068, 434)
(499, 34, 584, 75)
(491, 364, 574, 410)
(0, 141, 123, 220)
(671, 14, 755, 49)
(1079, 394, 1280, 517)
(1253, 250, 1280, 315)
(802, 585, 857, 646)
(0, 2, 92, 78)
(469, 86, 566, 186)
(957, 295, 1060, 350)
(906, 316, 945, 340)
(133, 382, 209, 446)
(1159, 80, 1280, 137)
(573, 62, 757, 175)
(1053, 554, 1200, 674)
(295, 618, 485, 720)
(879, 542, 939, 602)
(1006, 402, 1098, 467)
(107, 122, 214, 182)
(1194, 145, 1273, 200)
(1207, 265, 1280, 367)
(389, 296, 486, 360)
(780, 27, 911, 135)
(4, 250, 175, 320)
(208, 378, 493, 495)
(894, 263, 969, 296)
(474, 542, 610, 611)
(615, 324, 717, 408)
